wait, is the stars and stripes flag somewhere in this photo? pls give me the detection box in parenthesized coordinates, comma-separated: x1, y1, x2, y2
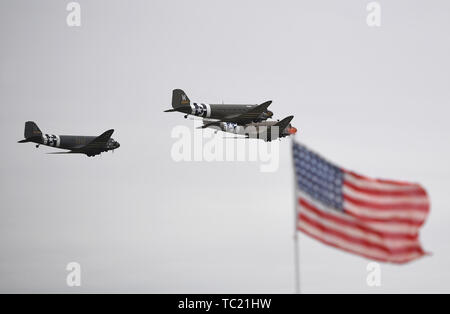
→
(293, 141, 430, 263)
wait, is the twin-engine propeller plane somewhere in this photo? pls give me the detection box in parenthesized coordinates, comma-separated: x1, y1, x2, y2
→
(164, 89, 274, 125)
(202, 115, 297, 142)
(18, 121, 120, 157)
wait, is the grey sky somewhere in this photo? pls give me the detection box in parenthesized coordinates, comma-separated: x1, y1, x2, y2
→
(0, 0, 449, 293)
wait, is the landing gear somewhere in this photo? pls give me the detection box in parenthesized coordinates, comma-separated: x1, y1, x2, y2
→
(184, 115, 188, 119)
(35, 144, 40, 148)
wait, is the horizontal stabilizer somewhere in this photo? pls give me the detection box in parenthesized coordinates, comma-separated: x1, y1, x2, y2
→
(18, 135, 41, 143)
(164, 105, 191, 114)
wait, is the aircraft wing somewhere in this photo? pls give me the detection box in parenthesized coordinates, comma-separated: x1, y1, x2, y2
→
(90, 129, 115, 143)
(273, 115, 294, 130)
(221, 100, 272, 124)
(198, 121, 221, 129)
(199, 101, 272, 128)
(74, 129, 114, 155)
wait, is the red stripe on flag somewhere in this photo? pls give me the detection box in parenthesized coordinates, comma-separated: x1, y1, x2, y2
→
(343, 209, 424, 227)
(343, 194, 429, 212)
(297, 225, 425, 264)
(297, 211, 423, 255)
(345, 170, 420, 187)
(343, 180, 427, 197)
(299, 198, 418, 240)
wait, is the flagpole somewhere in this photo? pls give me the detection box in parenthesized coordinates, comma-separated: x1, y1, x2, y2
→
(291, 134, 300, 294)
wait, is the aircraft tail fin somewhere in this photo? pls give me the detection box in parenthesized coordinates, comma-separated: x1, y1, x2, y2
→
(172, 89, 190, 109)
(24, 121, 42, 139)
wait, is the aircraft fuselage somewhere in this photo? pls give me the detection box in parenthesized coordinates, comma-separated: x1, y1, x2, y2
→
(29, 134, 99, 149)
(203, 118, 297, 142)
(166, 89, 273, 122)
(173, 103, 273, 121)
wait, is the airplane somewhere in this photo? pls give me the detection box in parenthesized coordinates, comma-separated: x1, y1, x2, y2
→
(18, 121, 120, 157)
(201, 115, 297, 142)
(164, 89, 274, 125)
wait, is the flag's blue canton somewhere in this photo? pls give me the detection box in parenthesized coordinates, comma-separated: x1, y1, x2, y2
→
(293, 143, 344, 211)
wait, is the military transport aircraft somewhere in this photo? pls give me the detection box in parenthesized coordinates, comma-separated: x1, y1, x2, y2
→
(201, 115, 297, 142)
(164, 89, 274, 126)
(18, 121, 120, 157)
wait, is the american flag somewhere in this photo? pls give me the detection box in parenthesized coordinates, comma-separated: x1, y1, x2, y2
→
(293, 141, 430, 263)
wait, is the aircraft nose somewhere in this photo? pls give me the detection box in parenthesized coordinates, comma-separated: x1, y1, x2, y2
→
(288, 127, 297, 135)
(116, 142, 120, 148)
(267, 110, 273, 117)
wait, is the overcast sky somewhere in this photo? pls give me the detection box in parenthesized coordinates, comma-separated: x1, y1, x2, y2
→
(1, 0, 449, 293)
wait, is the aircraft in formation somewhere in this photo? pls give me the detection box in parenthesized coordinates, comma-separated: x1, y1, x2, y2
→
(165, 89, 297, 141)
(18, 121, 120, 157)
(18, 89, 295, 156)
